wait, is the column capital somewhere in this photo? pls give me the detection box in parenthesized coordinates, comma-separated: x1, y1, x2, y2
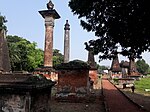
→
(64, 20, 70, 30)
(45, 16, 54, 27)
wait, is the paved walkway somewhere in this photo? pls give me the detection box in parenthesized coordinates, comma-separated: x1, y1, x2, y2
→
(102, 78, 147, 112)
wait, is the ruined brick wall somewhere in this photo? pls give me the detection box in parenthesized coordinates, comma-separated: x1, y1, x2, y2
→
(56, 69, 89, 102)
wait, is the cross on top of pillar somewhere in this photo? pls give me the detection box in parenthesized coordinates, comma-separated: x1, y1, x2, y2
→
(47, 0, 54, 10)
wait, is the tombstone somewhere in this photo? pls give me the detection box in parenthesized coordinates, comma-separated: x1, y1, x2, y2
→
(87, 49, 98, 89)
(120, 60, 129, 78)
(110, 55, 122, 78)
(128, 58, 141, 80)
(55, 60, 90, 102)
(0, 72, 55, 112)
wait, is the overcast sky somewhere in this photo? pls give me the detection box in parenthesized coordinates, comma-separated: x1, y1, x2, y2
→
(0, 0, 150, 67)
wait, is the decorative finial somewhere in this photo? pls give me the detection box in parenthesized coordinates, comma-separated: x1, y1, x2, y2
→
(64, 20, 70, 30)
(47, 0, 54, 9)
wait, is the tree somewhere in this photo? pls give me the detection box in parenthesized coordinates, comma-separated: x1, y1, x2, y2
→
(53, 49, 64, 67)
(136, 59, 149, 75)
(69, 0, 150, 60)
(0, 15, 7, 30)
(96, 64, 109, 74)
(7, 35, 44, 71)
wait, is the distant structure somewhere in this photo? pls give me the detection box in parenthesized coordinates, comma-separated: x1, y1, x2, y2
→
(120, 60, 129, 77)
(0, 17, 11, 72)
(39, 0, 60, 67)
(129, 58, 141, 76)
(64, 20, 70, 63)
(110, 55, 141, 79)
(110, 55, 122, 78)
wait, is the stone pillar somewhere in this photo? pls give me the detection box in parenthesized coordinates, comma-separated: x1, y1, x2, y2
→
(39, 0, 60, 67)
(64, 20, 70, 63)
(44, 16, 54, 67)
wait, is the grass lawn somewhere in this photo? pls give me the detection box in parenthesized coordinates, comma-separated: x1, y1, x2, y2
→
(135, 77, 150, 95)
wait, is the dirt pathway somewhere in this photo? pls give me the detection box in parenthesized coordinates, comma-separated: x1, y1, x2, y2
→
(102, 78, 147, 112)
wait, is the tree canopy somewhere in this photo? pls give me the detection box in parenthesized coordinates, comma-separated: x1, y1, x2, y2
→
(7, 35, 44, 71)
(96, 64, 109, 74)
(53, 49, 64, 67)
(136, 59, 149, 75)
(69, 0, 150, 60)
(0, 15, 7, 30)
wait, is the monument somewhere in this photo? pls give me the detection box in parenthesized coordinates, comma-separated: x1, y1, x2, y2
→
(110, 55, 122, 78)
(34, 0, 60, 81)
(87, 49, 96, 69)
(64, 20, 70, 63)
(128, 58, 141, 79)
(0, 16, 11, 72)
(87, 49, 98, 89)
(39, 0, 60, 67)
(55, 60, 90, 102)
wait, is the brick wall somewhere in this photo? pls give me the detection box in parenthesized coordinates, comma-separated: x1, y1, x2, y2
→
(56, 69, 89, 102)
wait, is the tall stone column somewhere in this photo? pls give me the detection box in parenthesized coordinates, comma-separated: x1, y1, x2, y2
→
(39, 0, 60, 67)
(64, 20, 70, 63)
(44, 16, 54, 67)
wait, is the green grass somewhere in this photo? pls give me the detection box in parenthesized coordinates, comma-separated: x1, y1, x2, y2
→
(135, 78, 150, 95)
